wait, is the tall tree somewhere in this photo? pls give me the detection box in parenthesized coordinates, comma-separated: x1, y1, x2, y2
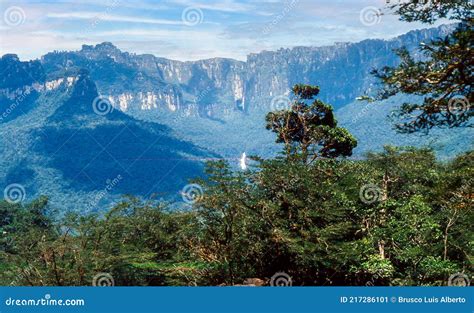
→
(373, 0, 473, 132)
(266, 84, 357, 163)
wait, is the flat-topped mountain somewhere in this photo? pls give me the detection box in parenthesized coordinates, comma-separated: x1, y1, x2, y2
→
(1, 24, 470, 212)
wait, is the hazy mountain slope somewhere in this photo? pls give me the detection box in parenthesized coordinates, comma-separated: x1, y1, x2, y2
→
(1, 24, 472, 212)
(335, 96, 473, 159)
(0, 58, 212, 212)
(40, 25, 456, 118)
(35, 24, 470, 161)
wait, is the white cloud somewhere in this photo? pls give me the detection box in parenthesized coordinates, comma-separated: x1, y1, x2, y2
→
(47, 12, 182, 25)
(167, 0, 256, 13)
(0, 0, 450, 62)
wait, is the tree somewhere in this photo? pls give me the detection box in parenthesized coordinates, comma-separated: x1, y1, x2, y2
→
(1, 147, 472, 286)
(372, 0, 473, 132)
(266, 84, 357, 163)
(192, 160, 262, 285)
(435, 151, 473, 270)
(0, 197, 202, 286)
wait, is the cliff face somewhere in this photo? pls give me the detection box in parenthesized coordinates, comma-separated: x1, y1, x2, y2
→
(1, 24, 466, 212)
(40, 42, 247, 119)
(243, 24, 454, 109)
(38, 25, 455, 119)
(0, 54, 211, 212)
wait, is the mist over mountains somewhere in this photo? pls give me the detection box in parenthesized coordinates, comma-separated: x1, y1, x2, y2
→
(1, 24, 471, 212)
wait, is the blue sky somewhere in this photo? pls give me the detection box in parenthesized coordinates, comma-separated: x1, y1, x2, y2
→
(0, 0, 445, 61)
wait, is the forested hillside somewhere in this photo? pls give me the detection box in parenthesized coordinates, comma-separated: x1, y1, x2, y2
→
(0, 0, 472, 287)
(1, 85, 472, 287)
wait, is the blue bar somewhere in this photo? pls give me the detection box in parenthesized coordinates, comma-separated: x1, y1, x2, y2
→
(0, 287, 471, 313)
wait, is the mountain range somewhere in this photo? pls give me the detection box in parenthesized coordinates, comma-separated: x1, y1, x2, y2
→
(1, 24, 472, 212)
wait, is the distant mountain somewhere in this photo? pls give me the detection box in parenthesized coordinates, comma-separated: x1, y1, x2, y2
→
(0, 55, 211, 212)
(1, 24, 471, 212)
(336, 95, 473, 159)
(40, 25, 456, 116)
(38, 25, 464, 154)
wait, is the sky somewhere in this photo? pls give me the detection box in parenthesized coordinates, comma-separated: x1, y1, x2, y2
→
(0, 0, 446, 61)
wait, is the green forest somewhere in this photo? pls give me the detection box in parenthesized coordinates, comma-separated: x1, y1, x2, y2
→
(1, 145, 472, 286)
(0, 0, 472, 287)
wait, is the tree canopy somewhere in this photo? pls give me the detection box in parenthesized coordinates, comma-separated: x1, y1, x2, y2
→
(266, 84, 357, 163)
(1, 85, 471, 287)
(372, 0, 473, 132)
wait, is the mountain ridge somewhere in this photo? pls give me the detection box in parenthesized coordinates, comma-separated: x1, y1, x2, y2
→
(34, 24, 456, 117)
(0, 58, 213, 212)
(1, 23, 471, 212)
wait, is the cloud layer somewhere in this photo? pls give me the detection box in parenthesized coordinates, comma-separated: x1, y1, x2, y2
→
(0, 0, 446, 61)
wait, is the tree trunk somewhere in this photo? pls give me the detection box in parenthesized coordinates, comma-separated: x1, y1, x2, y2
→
(378, 172, 390, 259)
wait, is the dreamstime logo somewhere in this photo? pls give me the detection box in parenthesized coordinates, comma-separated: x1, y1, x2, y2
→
(270, 95, 292, 111)
(8, 264, 35, 286)
(136, 72, 145, 82)
(365, 269, 386, 287)
(270, 272, 292, 286)
(4, 184, 26, 204)
(448, 273, 470, 287)
(92, 96, 114, 116)
(359, 184, 383, 204)
(4, 6, 26, 26)
(92, 273, 115, 286)
(194, 86, 212, 104)
(182, 7, 203, 26)
(172, 107, 191, 120)
(181, 183, 204, 204)
(447, 96, 470, 115)
(359, 6, 382, 26)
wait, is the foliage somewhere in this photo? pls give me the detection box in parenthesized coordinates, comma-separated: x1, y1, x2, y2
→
(266, 84, 357, 163)
(1, 83, 472, 287)
(1, 146, 471, 287)
(373, 0, 473, 132)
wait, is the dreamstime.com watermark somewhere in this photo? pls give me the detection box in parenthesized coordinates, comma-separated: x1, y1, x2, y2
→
(448, 273, 470, 287)
(84, 174, 123, 211)
(0, 88, 32, 122)
(92, 272, 115, 286)
(92, 96, 114, 116)
(5, 294, 85, 307)
(3, 6, 26, 26)
(3, 183, 26, 204)
(359, 184, 384, 204)
(262, 0, 299, 35)
(182, 6, 204, 26)
(86, 0, 121, 32)
(270, 94, 292, 111)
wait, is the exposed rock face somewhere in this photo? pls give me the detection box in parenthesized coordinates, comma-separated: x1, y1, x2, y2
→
(1, 24, 467, 212)
(38, 25, 455, 118)
(0, 55, 212, 212)
(41, 44, 247, 119)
